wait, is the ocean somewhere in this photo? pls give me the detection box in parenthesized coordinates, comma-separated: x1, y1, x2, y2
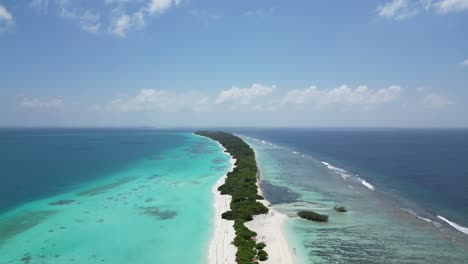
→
(0, 128, 230, 264)
(2, 127, 468, 264)
(234, 128, 468, 263)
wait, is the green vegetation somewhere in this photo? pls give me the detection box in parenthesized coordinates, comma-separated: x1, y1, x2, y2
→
(334, 205, 347, 212)
(298, 210, 329, 222)
(257, 249, 269, 261)
(195, 131, 269, 264)
(255, 242, 266, 250)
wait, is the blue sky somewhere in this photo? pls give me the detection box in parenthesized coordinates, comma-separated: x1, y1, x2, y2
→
(0, 0, 467, 127)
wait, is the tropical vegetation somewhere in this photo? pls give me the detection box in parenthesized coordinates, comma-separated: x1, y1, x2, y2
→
(195, 131, 269, 264)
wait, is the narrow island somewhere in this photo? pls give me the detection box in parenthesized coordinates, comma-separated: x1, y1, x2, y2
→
(195, 131, 269, 264)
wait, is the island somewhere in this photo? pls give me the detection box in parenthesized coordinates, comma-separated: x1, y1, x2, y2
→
(195, 131, 269, 264)
(297, 210, 329, 222)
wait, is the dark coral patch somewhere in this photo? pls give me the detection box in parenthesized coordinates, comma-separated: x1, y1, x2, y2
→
(145, 198, 155, 203)
(212, 158, 226, 164)
(20, 255, 31, 263)
(0, 210, 57, 246)
(138, 207, 177, 220)
(48, 200, 75, 206)
(148, 156, 165, 160)
(76, 177, 135, 196)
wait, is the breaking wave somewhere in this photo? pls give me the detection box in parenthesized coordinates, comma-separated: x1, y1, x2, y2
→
(321, 161, 375, 190)
(401, 208, 442, 227)
(437, 215, 468, 235)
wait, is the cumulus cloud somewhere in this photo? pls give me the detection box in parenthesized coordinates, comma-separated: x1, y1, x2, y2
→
(435, 0, 468, 13)
(110, 13, 132, 36)
(282, 85, 401, 107)
(147, 0, 177, 15)
(92, 84, 457, 119)
(80, 10, 101, 33)
(0, 4, 14, 32)
(105, 0, 134, 4)
(36, 0, 180, 36)
(107, 0, 181, 36)
(215, 84, 276, 105)
(29, 0, 49, 14)
(377, 0, 468, 19)
(377, 0, 426, 20)
(243, 7, 275, 18)
(189, 9, 222, 21)
(461, 58, 468, 66)
(59, 1, 101, 33)
(97, 89, 209, 112)
(20, 98, 64, 109)
(422, 93, 454, 108)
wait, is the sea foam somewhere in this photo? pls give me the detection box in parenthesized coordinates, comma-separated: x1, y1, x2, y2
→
(360, 179, 375, 190)
(437, 215, 468, 235)
(321, 161, 375, 190)
(401, 208, 442, 227)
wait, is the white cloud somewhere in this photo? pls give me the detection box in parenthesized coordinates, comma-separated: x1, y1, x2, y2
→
(105, 0, 134, 4)
(50, 0, 180, 36)
(92, 84, 458, 119)
(0, 4, 14, 32)
(110, 13, 131, 36)
(422, 93, 454, 108)
(59, 1, 101, 33)
(147, 0, 175, 15)
(189, 9, 222, 21)
(215, 84, 276, 105)
(20, 98, 64, 109)
(106, 0, 180, 36)
(282, 85, 401, 107)
(98, 89, 208, 112)
(29, 0, 49, 14)
(377, 0, 426, 20)
(377, 0, 468, 19)
(80, 10, 101, 33)
(243, 7, 275, 18)
(461, 58, 468, 66)
(434, 0, 468, 13)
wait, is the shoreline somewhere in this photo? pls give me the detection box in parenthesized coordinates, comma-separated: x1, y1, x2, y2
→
(245, 165, 295, 264)
(244, 200, 294, 264)
(207, 142, 237, 264)
(207, 137, 294, 264)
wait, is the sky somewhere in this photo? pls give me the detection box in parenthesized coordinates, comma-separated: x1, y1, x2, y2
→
(0, 0, 467, 127)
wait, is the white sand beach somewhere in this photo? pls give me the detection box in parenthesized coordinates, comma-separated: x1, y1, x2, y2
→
(208, 142, 294, 264)
(245, 200, 294, 264)
(245, 180, 295, 264)
(208, 146, 237, 264)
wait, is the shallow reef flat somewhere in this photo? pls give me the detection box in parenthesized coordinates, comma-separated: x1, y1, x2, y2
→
(0, 133, 230, 264)
(244, 136, 468, 264)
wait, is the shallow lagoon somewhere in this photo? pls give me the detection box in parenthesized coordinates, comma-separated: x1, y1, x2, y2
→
(0, 131, 229, 264)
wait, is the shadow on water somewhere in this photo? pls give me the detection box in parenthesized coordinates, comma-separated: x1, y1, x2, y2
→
(260, 181, 301, 204)
(148, 156, 166, 161)
(211, 158, 226, 164)
(48, 200, 75, 206)
(0, 210, 57, 247)
(137, 206, 177, 220)
(76, 177, 135, 196)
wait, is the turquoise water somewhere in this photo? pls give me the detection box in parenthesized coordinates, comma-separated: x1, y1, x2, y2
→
(242, 135, 468, 264)
(0, 130, 230, 264)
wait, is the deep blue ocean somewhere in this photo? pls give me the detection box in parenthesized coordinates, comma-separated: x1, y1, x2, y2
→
(234, 128, 468, 227)
(0, 128, 185, 213)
